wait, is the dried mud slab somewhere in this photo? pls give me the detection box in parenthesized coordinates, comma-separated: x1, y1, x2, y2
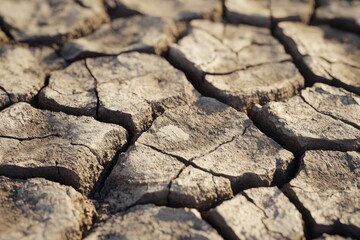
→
(0, 0, 108, 44)
(282, 151, 360, 238)
(301, 83, 360, 130)
(0, 45, 65, 110)
(251, 95, 360, 152)
(0, 103, 128, 194)
(40, 53, 197, 134)
(204, 61, 304, 110)
(0, 177, 95, 240)
(270, 0, 314, 23)
(102, 141, 233, 212)
(85, 204, 222, 240)
(105, 0, 220, 21)
(39, 60, 98, 117)
(205, 187, 304, 239)
(138, 97, 294, 191)
(101, 143, 184, 212)
(276, 22, 360, 94)
(316, 0, 360, 35)
(89, 53, 197, 133)
(170, 20, 290, 75)
(169, 166, 233, 211)
(61, 15, 178, 61)
(225, 0, 270, 27)
(0, 46, 45, 107)
(170, 20, 303, 110)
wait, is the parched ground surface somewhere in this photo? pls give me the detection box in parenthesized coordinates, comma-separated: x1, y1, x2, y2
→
(0, 0, 359, 239)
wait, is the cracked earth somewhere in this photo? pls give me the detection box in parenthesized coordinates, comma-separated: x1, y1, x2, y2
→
(0, 0, 359, 239)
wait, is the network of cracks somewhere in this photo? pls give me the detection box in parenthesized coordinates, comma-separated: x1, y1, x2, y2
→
(0, 0, 359, 239)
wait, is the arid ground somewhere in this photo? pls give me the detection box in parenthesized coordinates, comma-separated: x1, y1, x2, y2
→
(0, 0, 359, 239)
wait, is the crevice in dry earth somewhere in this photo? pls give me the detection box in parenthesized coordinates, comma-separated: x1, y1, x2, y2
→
(204, 59, 292, 76)
(271, 26, 316, 88)
(272, 151, 303, 189)
(34, 74, 50, 108)
(139, 143, 238, 186)
(0, 85, 12, 110)
(300, 94, 360, 130)
(201, 211, 238, 240)
(0, 16, 14, 40)
(247, 109, 295, 154)
(241, 191, 288, 239)
(219, 0, 227, 20)
(166, 165, 187, 207)
(309, 0, 319, 25)
(140, 140, 286, 197)
(74, 0, 91, 9)
(89, 140, 131, 200)
(280, 185, 360, 239)
(0, 86, 11, 101)
(0, 133, 60, 142)
(84, 59, 100, 120)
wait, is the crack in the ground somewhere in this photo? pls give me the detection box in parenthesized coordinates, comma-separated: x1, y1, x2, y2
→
(272, 20, 360, 96)
(0, 133, 61, 142)
(0, 133, 109, 169)
(0, 85, 12, 109)
(0, 86, 10, 99)
(89, 139, 131, 200)
(247, 110, 294, 153)
(241, 191, 289, 239)
(184, 122, 251, 165)
(167, 47, 298, 117)
(219, 0, 226, 19)
(281, 184, 360, 239)
(310, 57, 360, 95)
(166, 164, 187, 207)
(280, 186, 318, 239)
(317, 55, 360, 71)
(189, 24, 225, 46)
(204, 59, 292, 76)
(269, 0, 276, 31)
(55, 160, 62, 186)
(190, 134, 239, 162)
(139, 143, 237, 183)
(201, 212, 238, 240)
(84, 59, 100, 119)
(2, 2, 358, 238)
(140, 121, 250, 168)
(276, 150, 303, 187)
(139, 143, 190, 165)
(309, 0, 318, 24)
(300, 93, 360, 130)
(271, 25, 317, 88)
(0, 16, 15, 40)
(34, 74, 50, 108)
(73, 0, 91, 9)
(234, 40, 277, 54)
(139, 130, 281, 196)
